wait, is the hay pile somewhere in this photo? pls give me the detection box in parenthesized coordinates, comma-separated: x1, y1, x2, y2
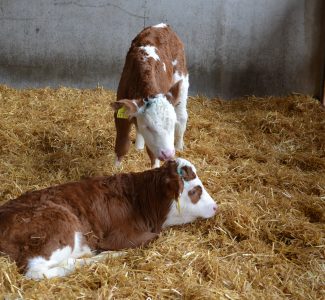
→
(0, 85, 324, 299)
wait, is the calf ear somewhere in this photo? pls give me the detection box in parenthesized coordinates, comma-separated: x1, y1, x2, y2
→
(180, 166, 196, 181)
(164, 161, 184, 197)
(111, 99, 142, 117)
(166, 80, 183, 106)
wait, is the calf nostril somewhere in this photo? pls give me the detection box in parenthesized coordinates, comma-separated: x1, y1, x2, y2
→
(213, 205, 217, 211)
(161, 151, 167, 159)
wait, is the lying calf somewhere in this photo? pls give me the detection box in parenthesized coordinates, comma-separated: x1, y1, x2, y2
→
(0, 158, 217, 279)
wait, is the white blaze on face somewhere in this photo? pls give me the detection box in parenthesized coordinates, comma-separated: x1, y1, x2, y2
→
(136, 94, 176, 160)
(140, 45, 160, 61)
(163, 158, 218, 227)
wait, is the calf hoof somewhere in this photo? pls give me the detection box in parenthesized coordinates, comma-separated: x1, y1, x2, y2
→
(135, 134, 145, 150)
(114, 157, 122, 169)
(135, 145, 145, 151)
(152, 159, 160, 168)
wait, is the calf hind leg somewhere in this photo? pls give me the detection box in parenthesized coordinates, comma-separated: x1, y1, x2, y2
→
(25, 232, 92, 279)
(174, 74, 189, 151)
(175, 115, 187, 151)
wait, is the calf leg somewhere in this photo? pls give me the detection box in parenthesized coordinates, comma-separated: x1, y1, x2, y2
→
(128, 231, 158, 247)
(114, 117, 132, 167)
(98, 230, 158, 251)
(25, 228, 91, 279)
(135, 131, 145, 150)
(175, 114, 187, 151)
(173, 72, 189, 151)
(146, 146, 160, 168)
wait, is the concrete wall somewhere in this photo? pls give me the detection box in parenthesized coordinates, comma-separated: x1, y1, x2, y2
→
(0, 0, 324, 99)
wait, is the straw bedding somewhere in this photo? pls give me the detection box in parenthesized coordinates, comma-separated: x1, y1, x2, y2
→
(0, 85, 324, 299)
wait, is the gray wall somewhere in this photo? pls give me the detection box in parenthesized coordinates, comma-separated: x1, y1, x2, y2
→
(0, 0, 324, 99)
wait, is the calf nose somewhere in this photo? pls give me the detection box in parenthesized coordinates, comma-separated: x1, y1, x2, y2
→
(159, 149, 175, 160)
(213, 204, 218, 212)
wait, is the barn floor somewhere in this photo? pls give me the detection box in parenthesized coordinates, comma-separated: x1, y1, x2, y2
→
(0, 85, 324, 299)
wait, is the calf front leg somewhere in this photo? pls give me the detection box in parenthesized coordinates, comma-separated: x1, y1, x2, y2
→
(98, 231, 158, 251)
(135, 131, 145, 150)
(146, 146, 160, 168)
(114, 117, 132, 167)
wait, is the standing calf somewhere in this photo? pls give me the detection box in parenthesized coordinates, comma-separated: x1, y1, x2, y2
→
(113, 23, 189, 167)
(0, 158, 217, 279)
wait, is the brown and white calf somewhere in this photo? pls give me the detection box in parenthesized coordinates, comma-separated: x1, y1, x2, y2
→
(113, 23, 189, 168)
(0, 158, 216, 279)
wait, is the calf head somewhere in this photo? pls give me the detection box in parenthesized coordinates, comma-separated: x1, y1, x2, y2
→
(163, 158, 218, 227)
(113, 81, 182, 161)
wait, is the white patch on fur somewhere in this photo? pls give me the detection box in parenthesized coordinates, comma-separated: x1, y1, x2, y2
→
(173, 72, 189, 151)
(136, 94, 176, 159)
(140, 45, 160, 61)
(135, 131, 145, 150)
(163, 62, 166, 72)
(163, 158, 217, 227)
(172, 59, 178, 66)
(114, 156, 122, 168)
(25, 232, 92, 279)
(153, 23, 167, 28)
(153, 159, 160, 168)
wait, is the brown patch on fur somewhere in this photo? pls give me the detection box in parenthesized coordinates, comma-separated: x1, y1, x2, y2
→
(188, 186, 202, 204)
(181, 165, 196, 181)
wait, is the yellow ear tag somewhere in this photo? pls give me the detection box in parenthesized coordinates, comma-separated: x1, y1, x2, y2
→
(176, 195, 181, 214)
(117, 106, 128, 119)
